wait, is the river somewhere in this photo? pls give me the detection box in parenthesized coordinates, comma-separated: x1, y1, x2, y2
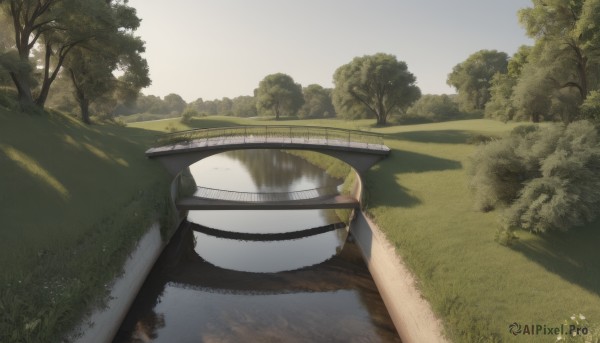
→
(113, 150, 400, 342)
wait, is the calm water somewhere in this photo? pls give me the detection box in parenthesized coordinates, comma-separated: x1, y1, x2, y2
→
(114, 150, 400, 342)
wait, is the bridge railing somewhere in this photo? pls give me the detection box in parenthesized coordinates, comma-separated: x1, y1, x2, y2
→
(155, 125, 386, 150)
(193, 185, 341, 202)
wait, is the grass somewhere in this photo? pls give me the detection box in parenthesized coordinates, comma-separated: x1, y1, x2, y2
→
(0, 106, 176, 342)
(2, 107, 598, 342)
(132, 115, 600, 342)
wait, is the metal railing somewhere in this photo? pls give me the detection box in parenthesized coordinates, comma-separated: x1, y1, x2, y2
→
(193, 185, 341, 202)
(155, 125, 386, 150)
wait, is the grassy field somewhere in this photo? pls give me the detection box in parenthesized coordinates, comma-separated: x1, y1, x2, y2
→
(0, 107, 176, 342)
(132, 115, 600, 342)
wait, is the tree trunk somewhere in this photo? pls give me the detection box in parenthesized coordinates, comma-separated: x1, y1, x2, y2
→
(80, 99, 91, 124)
(10, 72, 34, 107)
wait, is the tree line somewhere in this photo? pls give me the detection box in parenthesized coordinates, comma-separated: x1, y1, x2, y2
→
(448, 0, 600, 124)
(0, 0, 149, 124)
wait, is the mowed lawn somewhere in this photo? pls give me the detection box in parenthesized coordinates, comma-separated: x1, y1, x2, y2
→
(0, 108, 174, 341)
(132, 116, 600, 342)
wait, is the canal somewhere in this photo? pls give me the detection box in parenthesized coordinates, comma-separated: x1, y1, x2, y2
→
(113, 150, 400, 342)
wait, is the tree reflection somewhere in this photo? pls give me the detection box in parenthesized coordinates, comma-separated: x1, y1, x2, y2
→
(223, 150, 337, 192)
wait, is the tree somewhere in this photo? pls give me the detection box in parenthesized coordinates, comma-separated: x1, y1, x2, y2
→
(447, 50, 509, 112)
(231, 95, 257, 117)
(332, 53, 420, 126)
(298, 84, 335, 118)
(255, 73, 303, 119)
(485, 46, 531, 121)
(2, 0, 126, 109)
(63, 2, 149, 123)
(514, 0, 600, 121)
(164, 93, 186, 115)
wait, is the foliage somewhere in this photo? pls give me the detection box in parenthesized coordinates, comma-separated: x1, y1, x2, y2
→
(447, 50, 509, 112)
(180, 108, 197, 124)
(332, 53, 420, 125)
(581, 90, 600, 123)
(163, 93, 186, 115)
(512, 0, 600, 122)
(469, 121, 600, 233)
(298, 84, 335, 118)
(231, 95, 257, 117)
(403, 94, 461, 123)
(255, 73, 304, 119)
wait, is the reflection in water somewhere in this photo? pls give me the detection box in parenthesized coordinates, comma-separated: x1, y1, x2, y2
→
(114, 225, 400, 342)
(188, 149, 339, 193)
(193, 226, 348, 273)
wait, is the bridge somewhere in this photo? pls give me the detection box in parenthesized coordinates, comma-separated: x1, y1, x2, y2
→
(145, 125, 390, 209)
(177, 185, 359, 210)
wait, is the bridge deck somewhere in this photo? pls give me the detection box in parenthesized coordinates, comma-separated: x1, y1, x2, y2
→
(146, 136, 390, 157)
(176, 194, 359, 210)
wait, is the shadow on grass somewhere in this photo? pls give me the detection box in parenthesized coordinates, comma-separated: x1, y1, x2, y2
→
(510, 221, 600, 296)
(385, 130, 473, 145)
(364, 149, 463, 208)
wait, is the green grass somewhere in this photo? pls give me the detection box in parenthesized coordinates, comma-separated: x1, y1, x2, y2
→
(3, 107, 598, 342)
(0, 107, 176, 342)
(133, 115, 600, 342)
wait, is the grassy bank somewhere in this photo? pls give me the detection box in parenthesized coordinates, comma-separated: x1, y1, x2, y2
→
(0, 107, 176, 342)
(132, 115, 600, 342)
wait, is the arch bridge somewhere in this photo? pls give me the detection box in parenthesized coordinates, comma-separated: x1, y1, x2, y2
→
(145, 125, 390, 210)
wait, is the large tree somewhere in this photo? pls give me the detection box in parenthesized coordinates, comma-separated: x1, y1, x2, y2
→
(447, 50, 509, 112)
(332, 53, 420, 125)
(255, 73, 303, 119)
(2, 0, 119, 108)
(64, 2, 149, 123)
(514, 0, 600, 121)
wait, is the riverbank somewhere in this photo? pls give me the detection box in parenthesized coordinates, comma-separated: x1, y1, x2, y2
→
(0, 107, 176, 342)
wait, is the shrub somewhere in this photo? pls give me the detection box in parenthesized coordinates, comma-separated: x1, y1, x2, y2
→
(403, 94, 462, 123)
(181, 108, 198, 124)
(469, 121, 600, 233)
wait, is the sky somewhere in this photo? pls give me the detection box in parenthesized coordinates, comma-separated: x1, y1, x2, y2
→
(127, 0, 533, 102)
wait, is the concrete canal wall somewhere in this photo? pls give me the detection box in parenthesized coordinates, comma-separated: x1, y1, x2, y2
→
(71, 223, 165, 343)
(350, 210, 449, 343)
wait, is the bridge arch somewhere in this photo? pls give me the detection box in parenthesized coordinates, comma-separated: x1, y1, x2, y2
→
(145, 126, 390, 209)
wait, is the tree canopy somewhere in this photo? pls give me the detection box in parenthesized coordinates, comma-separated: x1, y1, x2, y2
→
(1, 0, 149, 118)
(298, 84, 335, 118)
(332, 53, 420, 125)
(255, 73, 304, 119)
(510, 0, 600, 122)
(447, 50, 509, 112)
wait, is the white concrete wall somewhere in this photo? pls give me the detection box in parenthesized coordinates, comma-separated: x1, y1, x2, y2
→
(350, 211, 449, 343)
(71, 223, 164, 343)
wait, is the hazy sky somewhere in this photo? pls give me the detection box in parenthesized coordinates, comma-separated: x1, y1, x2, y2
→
(127, 0, 533, 102)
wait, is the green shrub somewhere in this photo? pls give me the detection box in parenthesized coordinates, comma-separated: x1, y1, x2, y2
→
(181, 108, 198, 124)
(403, 94, 462, 123)
(470, 121, 600, 233)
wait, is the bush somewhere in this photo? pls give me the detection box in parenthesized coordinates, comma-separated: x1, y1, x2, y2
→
(403, 94, 462, 123)
(181, 108, 198, 124)
(469, 121, 600, 233)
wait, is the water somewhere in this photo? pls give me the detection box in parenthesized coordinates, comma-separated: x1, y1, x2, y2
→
(114, 150, 400, 342)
